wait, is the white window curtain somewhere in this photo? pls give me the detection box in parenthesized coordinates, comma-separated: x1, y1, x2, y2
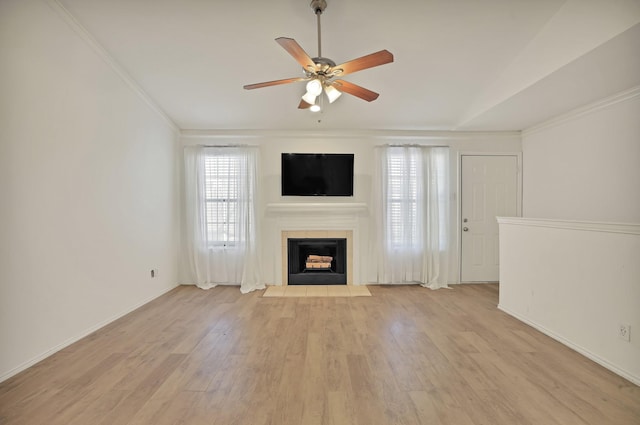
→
(369, 145, 450, 289)
(182, 145, 264, 294)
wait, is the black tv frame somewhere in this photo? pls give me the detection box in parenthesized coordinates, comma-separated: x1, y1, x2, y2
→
(281, 153, 354, 197)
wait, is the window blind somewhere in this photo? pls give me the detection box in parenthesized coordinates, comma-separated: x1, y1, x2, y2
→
(203, 154, 240, 244)
(386, 148, 420, 249)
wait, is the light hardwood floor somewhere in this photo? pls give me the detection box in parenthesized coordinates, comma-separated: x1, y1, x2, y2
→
(263, 285, 371, 297)
(0, 284, 638, 425)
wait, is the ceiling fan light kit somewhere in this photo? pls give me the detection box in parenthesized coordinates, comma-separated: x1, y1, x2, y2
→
(243, 0, 393, 112)
(324, 84, 342, 103)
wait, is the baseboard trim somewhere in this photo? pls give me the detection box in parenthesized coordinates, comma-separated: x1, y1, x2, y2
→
(0, 284, 179, 384)
(498, 304, 640, 386)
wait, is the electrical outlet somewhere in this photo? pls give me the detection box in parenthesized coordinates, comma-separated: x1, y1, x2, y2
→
(618, 324, 631, 342)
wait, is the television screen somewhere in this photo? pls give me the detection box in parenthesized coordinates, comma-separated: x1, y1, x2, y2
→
(282, 153, 354, 196)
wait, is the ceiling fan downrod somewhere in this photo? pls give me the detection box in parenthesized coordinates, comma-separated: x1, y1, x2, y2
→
(311, 0, 327, 58)
(308, 0, 335, 76)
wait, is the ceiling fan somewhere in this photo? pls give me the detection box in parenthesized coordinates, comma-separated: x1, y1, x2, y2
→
(243, 0, 393, 112)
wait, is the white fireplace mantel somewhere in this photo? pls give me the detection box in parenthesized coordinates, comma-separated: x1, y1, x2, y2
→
(266, 202, 368, 216)
(266, 202, 368, 285)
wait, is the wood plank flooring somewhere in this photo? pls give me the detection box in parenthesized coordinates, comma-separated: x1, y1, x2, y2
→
(263, 285, 371, 297)
(0, 284, 638, 425)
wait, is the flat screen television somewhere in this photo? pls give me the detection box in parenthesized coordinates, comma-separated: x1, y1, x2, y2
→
(281, 153, 354, 196)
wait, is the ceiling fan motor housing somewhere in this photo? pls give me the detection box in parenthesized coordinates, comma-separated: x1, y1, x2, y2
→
(311, 57, 337, 76)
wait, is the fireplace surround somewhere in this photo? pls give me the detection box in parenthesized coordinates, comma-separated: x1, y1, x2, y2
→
(280, 229, 354, 285)
(269, 202, 366, 286)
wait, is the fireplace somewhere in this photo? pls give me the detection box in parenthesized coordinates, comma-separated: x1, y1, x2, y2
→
(280, 229, 355, 285)
(287, 238, 347, 285)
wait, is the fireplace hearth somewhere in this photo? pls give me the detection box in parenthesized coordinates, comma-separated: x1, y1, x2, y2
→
(287, 238, 347, 285)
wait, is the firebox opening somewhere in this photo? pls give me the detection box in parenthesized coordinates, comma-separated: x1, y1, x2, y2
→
(287, 238, 347, 285)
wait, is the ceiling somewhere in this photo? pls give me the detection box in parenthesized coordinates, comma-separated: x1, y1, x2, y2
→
(58, 0, 640, 132)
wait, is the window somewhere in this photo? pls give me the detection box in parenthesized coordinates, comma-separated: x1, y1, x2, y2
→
(183, 145, 262, 292)
(203, 153, 242, 245)
(383, 146, 449, 251)
(386, 148, 420, 249)
(371, 145, 450, 285)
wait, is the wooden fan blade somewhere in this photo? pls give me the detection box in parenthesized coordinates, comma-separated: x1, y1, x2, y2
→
(331, 50, 393, 77)
(243, 77, 306, 90)
(298, 99, 312, 109)
(332, 80, 379, 102)
(276, 37, 317, 72)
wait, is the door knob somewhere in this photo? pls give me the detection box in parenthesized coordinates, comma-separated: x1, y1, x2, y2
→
(463, 227, 469, 232)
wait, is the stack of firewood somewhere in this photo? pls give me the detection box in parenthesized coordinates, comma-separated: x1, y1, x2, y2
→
(305, 255, 333, 269)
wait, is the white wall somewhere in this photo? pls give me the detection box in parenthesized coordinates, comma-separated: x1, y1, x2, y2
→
(0, 0, 179, 381)
(498, 218, 640, 385)
(522, 89, 640, 222)
(498, 89, 640, 384)
(180, 131, 522, 286)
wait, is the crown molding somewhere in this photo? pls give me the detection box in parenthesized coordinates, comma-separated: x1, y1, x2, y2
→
(497, 217, 640, 235)
(522, 85, 640, 137)
(46, 0, 179, 134)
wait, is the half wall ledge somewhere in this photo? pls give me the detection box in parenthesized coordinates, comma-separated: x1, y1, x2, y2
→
(496, 216, 640, 235)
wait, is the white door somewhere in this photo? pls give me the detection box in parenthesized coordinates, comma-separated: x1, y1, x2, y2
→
(461, 155, 518, 282)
